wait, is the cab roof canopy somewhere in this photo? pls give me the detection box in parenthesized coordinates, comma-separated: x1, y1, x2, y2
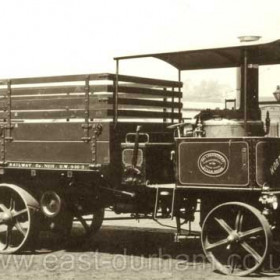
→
(115, 39, 280, 71)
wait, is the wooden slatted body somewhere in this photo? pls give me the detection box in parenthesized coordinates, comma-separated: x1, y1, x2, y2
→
(0, 73, 181, 173)
(0, 73, 182, 121)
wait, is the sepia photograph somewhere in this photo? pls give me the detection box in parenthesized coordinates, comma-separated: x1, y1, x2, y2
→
(0, 0, 280, 279)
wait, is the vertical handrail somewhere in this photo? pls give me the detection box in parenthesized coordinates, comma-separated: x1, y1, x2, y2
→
(171, 87, 175, 124)
(243, 50, 248, 136)
(163, 87, 167, 123)
(113, 60, 119, 127)
(178, 70, 182, 123)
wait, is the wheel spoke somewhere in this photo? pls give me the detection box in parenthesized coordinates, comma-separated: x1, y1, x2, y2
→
(240, 241, 263, 264)
(214, 217, 233, 234)
(0, 213, 5, 224)
(205, 236, 230, 250)
(235, 210, 243, 232)
(75, 213, 91, 234)
(0, 204, 8, 213)
(15, 221, 27, 237)
(9, 197, 15, 211)
(239, 227, 263, 240)
(3, 224, 13, 250)
(13, 209, 28, 218)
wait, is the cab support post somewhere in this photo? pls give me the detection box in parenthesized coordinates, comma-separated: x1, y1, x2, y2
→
(243, 49, 248, 136)
(178, 70, 182, 123)
(113, 59, 119, 127)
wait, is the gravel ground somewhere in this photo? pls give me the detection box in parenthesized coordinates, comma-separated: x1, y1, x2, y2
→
(1, 212, 280, 280)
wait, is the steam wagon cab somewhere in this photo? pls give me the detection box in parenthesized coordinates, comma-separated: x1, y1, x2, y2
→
(115, 38, 280, 276)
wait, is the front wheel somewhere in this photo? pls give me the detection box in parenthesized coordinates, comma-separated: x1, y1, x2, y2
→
(201, 202, 272, 276)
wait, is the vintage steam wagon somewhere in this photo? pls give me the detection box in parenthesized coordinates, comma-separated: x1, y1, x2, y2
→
(1, 38, 280, 276)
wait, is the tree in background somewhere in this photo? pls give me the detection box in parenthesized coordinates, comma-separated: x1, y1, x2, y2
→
(183, 79, 233, 103)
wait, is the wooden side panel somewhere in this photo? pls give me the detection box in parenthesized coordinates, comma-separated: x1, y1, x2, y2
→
(3, 121, 112, 166)
(6, 141, 92, 163)
(11, 122, 109, 141)
(13, 122, 86, 141)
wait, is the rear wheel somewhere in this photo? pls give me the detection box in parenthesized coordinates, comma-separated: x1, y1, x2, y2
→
(0, 184, 39, 253)
(201, 202, 272, 276)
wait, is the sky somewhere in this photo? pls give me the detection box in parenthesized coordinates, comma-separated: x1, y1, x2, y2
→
(0, 0, 280, 98)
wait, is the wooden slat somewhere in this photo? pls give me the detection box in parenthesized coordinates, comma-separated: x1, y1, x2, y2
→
(108, 98, 182, 109)
(108, 109, 181, 119)
(0, 109, 181, 120)
(116, 86, 182, 98)
(0, 96, 103, 110)
(0, 96, 181, 111)
(0, 109, 109, 119)
(2, 73, 112, 85)
(112, 74, 182, 88)
(0, 85, 111, 95)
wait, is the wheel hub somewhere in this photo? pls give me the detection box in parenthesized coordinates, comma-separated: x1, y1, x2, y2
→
(227, 230, 240, 243)
(1, 211, 13, 223)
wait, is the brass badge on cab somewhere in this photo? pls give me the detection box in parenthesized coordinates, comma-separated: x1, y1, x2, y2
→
(198, 151, 229, 177)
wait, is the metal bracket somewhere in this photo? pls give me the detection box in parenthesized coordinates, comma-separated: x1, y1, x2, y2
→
(90, 131, 96, 163)
(90, 124, 103, 163)
(0, 126, 5, 165)
(81, 76, 92, 142)
(4, 80, 14, 142)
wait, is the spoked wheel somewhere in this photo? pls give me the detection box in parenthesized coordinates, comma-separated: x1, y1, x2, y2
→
(201, 202, 272, 276)
(0, 184, 39, 253)
(72, 208, 105, 237)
